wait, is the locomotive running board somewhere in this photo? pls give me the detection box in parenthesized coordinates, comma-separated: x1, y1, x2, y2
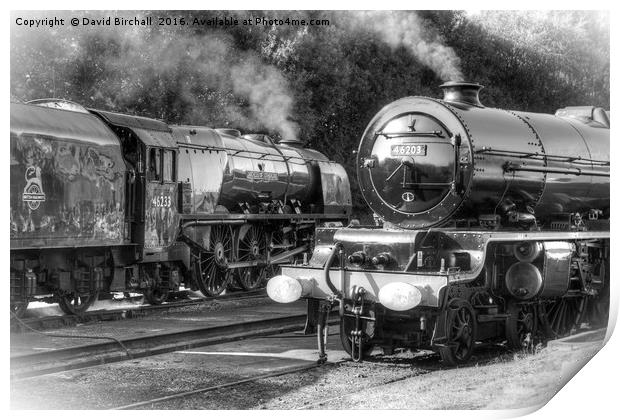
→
(180, 213, 348, 223)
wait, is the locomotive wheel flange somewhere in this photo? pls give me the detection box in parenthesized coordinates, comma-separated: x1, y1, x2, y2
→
(235, 225, 267, 291)
(505, 301, 538, 351)
(56, 291, 98, 315)
(194, 225, 233, 297)
(439, 299, 477, 366)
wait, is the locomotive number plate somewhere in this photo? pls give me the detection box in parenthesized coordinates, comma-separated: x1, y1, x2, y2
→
(151, 195, 172, 208)
(391, 144, 427, 156)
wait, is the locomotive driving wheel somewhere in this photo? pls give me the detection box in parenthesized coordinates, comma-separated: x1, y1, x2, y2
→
(505, 301, 538, 351)
(194, 225, 233, 296)
(57, 292, 98, 315)
(235, 225, 267, 291)
(544, 295, 586, 339)
(439, 299, 477, 366)
(264, 228, 293, 279)
(584, 258, 610, 328)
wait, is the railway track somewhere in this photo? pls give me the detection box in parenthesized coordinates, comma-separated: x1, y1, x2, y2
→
(113, 362, 337, 410)
(11, 312, 314, 380)
(110, 344, 500, 410)
(10, 289, 268, 333)
(12, 322, 603, 409)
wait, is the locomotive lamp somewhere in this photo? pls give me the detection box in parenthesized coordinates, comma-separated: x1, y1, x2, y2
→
(378, 282, 423, 311)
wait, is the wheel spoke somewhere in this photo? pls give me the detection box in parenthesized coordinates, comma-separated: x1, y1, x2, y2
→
(194, 226, 233, 296)
(235, 225, 267, 291)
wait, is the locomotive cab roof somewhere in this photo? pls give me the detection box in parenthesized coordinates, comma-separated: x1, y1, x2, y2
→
(89, 108, 177, 149)
(26, 98, 89, 113)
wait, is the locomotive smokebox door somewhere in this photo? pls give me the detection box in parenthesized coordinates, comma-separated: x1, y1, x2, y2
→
(144, 147, 180, 250)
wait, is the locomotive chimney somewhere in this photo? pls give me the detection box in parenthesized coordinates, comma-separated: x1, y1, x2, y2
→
(439, 81, 484, 107)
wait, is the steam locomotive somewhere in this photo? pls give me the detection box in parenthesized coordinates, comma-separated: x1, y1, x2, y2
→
(267, 82, 610, 365)
(10, 100, 351, 316)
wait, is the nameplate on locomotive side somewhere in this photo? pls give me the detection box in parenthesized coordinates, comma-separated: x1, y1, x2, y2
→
(390, 144, 427, 156)
(247, 171, 279, 182)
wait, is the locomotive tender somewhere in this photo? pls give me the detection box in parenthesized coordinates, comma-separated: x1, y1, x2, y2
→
(267, 82, 610, 365)
(10, 100, 351, 316)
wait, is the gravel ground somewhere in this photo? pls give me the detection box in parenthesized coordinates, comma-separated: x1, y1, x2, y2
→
(11, 329, 605, 410)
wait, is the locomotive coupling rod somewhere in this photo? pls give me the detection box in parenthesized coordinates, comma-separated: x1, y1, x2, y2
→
(226, 245, 308, 269)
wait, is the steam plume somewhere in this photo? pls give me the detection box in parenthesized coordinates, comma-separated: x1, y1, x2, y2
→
(231, 56, 299, 140)
(11, 11, 300, 139)
(112, 30, 299, 138)
(352, 11, 463, 81)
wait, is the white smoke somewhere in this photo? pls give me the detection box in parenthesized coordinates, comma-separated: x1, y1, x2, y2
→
(13, 10, 301, 139)
(110, 31, 300, 138)
(231, 56, 299, 140)
(352, 11, 464, 82)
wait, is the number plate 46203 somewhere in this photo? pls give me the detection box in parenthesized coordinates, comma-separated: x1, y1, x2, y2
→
(391, 144, 427, 156)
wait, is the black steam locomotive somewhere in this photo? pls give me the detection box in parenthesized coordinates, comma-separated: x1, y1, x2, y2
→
(10, 100, 351, 316)
(267, 82, 610, 365)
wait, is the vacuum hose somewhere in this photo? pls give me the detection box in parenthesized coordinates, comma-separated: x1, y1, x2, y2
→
(324, 243, 343, 298)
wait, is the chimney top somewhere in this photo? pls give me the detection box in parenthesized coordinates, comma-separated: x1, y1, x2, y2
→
(439, 81, 484, 107)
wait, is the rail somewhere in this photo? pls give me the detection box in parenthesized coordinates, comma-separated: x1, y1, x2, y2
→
(11, 313, 309, 379)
